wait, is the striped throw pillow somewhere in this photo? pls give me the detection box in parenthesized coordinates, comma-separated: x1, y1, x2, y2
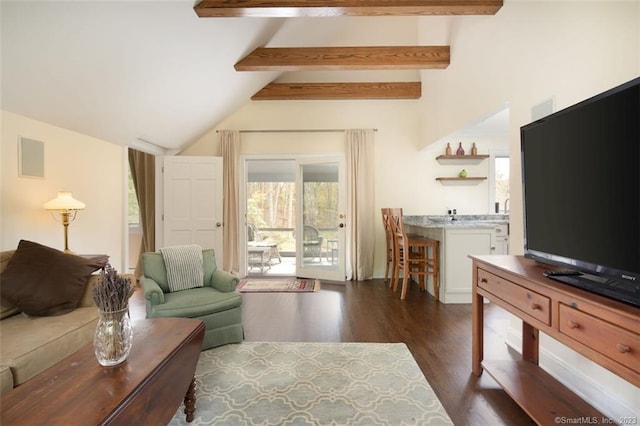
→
(159, 245, 204, 292)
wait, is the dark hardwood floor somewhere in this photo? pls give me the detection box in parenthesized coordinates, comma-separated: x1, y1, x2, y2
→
(131, 279, 534, 425)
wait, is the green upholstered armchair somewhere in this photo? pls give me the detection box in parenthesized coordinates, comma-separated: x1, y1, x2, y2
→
(139, 249, 243, 350)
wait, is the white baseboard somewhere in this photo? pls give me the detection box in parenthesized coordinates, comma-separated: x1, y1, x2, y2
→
(440, 291, 489, 304)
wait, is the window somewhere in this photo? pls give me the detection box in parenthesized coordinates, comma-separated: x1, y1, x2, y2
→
(490, 150, 510, 214)
(127, 166, 141, 227)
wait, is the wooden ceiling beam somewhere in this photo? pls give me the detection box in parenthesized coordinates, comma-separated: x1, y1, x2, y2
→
(194, 0, 503, 18)
(235, 46, 449, 71)
(251, 82, 422, 100)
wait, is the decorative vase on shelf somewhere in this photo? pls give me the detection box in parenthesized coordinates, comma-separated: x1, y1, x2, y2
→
(471, 143, 478, 155)
(456, 142, 465, 155)
(459, 169, 468, 178)
(445, 143, 452, 156)
(94, 307, 133, 367)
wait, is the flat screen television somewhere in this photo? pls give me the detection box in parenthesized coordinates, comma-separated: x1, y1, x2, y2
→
(521, 76, 640, 308)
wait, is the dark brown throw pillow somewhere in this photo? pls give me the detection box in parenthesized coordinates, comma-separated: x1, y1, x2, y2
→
(0, 240, 102, 316)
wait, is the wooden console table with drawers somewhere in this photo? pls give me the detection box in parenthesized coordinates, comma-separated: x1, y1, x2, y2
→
(471, 255, 639, 424)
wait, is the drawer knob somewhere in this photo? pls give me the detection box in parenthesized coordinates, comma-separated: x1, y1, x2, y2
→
(480, 278, 488, 283)
(616, 343, 631, 354)
(568, 321, 579, 329)
(531, 303, 541, 311)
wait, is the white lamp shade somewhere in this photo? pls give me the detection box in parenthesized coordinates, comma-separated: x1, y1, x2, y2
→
(43, 191, 86, 211)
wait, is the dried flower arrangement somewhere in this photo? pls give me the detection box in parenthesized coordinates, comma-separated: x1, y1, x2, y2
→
(92, 264, 134, 366)
(92, 264, 133, 312)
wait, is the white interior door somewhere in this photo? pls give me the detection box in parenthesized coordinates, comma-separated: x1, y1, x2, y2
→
(162, 156, 223, 266)
(296, 156, 346, 281)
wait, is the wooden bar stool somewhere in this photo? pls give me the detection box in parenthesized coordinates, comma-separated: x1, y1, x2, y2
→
(382, 207, 421, 288)
(388, 208, 440, 300)
(381, 208, 394, 286)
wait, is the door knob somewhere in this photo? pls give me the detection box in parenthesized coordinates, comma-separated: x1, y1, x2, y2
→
(338, 223, 344, 228)
(216, 222, 222, 227)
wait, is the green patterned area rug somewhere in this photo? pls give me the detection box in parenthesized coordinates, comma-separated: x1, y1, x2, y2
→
(168, 342, 453, 425)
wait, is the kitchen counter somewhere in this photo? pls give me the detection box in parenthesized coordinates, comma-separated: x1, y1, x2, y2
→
(403, 214, 510, 303)
(403, 214, 509, 229)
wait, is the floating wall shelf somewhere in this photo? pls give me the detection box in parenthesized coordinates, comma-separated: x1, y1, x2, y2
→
(436, 155, 489, 165)
(436, 177, 487, 185)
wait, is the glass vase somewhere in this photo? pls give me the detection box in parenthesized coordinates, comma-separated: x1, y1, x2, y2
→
(93, 307, 133, 367)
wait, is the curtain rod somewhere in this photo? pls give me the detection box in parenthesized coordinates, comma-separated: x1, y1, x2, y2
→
(217, 128, 377, 134)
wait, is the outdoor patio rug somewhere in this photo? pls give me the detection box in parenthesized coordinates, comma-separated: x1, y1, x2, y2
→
(237, 278, 320, 293)
(168, 341, 453, 425)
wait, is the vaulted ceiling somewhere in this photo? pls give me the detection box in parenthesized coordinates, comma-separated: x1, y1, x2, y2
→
(0, 0, 502, 153)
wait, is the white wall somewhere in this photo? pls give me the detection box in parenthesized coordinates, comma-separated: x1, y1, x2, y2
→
(417, 2, 639, 419)
(183, 1, 640, 419)
(1, 111, 126, 270)
(182, 2, 640, 282)
(182, 3, 640, 278)
(418, 1, 640, 256)
(182, 98, 508, 279)
(180, 16, 510, 276)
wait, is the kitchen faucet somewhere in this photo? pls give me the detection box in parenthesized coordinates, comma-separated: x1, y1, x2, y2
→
(504, 198, 509, 214)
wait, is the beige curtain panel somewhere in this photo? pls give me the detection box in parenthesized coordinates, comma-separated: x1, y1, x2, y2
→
(128, 148, 155, 279)
(346, 129, 375, 280)
(220, 130, 240, 274)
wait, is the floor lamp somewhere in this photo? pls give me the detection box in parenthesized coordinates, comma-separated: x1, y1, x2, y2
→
(44, 191, 85, 254)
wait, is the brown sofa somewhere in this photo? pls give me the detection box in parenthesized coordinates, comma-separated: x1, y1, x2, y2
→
(0, 250, 105, 395)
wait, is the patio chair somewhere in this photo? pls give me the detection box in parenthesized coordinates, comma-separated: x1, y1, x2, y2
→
(303, 225, 324, 261)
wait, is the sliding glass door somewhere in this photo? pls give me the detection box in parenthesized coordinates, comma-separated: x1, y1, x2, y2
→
(245, 159, 296, 276)
(242, 156, 346, 280)
(295, 156, 346, 281)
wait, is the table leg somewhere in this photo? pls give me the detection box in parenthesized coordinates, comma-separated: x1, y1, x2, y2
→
(522, 322, 539, 364)
(184, 377, 197, 422)
(472, 278, 484, 376)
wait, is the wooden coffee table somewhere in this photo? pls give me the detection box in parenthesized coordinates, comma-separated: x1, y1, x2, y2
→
(1, 317, 205, 425)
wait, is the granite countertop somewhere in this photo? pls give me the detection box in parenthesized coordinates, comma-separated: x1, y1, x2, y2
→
(403, 214, 509, 229)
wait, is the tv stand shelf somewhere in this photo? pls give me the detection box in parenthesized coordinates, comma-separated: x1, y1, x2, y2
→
(481, 359, 602, 424)
(471, 255, 640, 423)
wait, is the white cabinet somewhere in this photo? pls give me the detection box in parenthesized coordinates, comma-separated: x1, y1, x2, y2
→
(406, 223, 510, 304)
(492, 224, 509, 255)
(442, 228, 493, 303)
